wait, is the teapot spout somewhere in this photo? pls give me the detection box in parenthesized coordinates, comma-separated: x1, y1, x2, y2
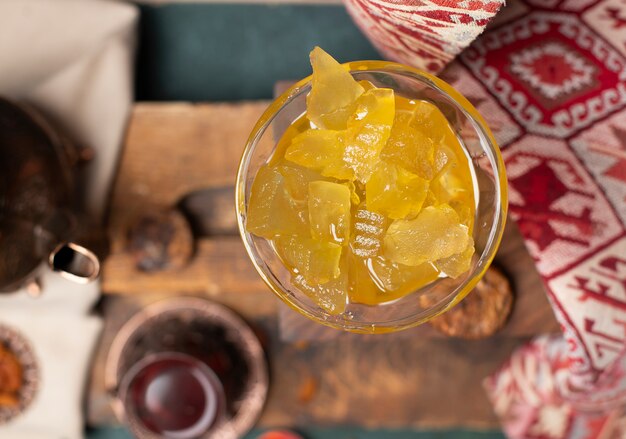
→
(48, 242, 100, 284)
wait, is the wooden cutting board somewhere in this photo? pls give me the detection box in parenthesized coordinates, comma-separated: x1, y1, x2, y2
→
(87, 102, 560, 429)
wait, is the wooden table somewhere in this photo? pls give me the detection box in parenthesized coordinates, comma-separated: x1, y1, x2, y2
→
(87, 102, 560, 430)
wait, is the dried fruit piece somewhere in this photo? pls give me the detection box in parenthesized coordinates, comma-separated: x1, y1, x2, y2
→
(350, 204, 386, 258)
(246, 165, 308, 238)
(366, 161, 428, 219)
(275, 235, 342, 284)
(308, 181, 351, 245)
(306, 46, 364, 130)
(383, 204, 470, 266)
(285, 129, 354, 180)
(343, 88, 395, 183)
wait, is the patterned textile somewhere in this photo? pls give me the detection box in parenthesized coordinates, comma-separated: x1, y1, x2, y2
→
(431, 1, 626, 437)
(346, 0, 626, 436)
(343, 0, 505, 73)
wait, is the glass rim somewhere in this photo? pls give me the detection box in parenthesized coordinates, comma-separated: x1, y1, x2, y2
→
(118, 351, 226, 438)
(236, 60, 508, 333)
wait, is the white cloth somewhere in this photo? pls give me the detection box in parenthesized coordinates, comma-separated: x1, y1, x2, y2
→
(0, 1, 138, 438)
(0, 313, 103, 439)
(0, 0, 138, 221)
(0, 263, 101, 315)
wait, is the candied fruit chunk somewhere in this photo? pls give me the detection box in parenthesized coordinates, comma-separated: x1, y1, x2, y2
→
(449, 199, 474, 230)
(277, 161, 325, 202)
(342, 181, 361, 205)
(412, 100, 458, 148)
(431, 162, 469, 201)
(358, 80, 376, 91)
(270, 117, 311, 166)
(246, 165, 308, 238)
(343, 88, 395, 183)
(366, 161, 428, 219)
(383, 204, 470, 266)
(348, 254, 440, 306)
(285, 129, 354, 180)
(428, 148, 475, 228)
(381, 111, 435, 180)
(308, 181, 351, 245)
(423, 188, 443, 208)
(433, 144, 457, 177)
(293, 271, 347, 315)
(307, 47, 364, 130)
(350, 204, 386, 258)
(347, 253, 383, 305)
(287, 88, 396, 185)
(369, 257, 440, 302)
(275, 235, 342, 284)
(428, 177, 451, 205)
(434, 237, 474, 279)
(383, 100, 466, 182)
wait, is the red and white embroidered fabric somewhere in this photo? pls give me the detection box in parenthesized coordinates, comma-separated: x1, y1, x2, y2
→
(343, 0, 505, 73)
(346, 0, 626, 436)
(450, 1, 626, 436)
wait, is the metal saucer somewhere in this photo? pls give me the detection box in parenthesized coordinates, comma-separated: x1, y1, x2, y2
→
(104, 297, 268, 438)
(0, 324, 39, 425)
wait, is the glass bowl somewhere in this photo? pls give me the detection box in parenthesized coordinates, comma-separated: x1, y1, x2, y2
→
(236, 60, 507, 333)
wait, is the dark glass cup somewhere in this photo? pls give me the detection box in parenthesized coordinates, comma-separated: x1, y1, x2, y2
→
(118, 352, 226, 439)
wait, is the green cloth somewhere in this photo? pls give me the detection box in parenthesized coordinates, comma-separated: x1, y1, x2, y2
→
(87, 427, 506, 439)
(136, 4, 381, 101)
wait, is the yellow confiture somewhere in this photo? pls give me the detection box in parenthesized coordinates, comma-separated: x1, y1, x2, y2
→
(245, 47, 476, 315)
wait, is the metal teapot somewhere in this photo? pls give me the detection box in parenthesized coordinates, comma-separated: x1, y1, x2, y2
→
(0, 98, 100, 294)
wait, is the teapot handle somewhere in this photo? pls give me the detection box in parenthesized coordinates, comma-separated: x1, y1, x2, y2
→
(48, 242, 100, 284)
